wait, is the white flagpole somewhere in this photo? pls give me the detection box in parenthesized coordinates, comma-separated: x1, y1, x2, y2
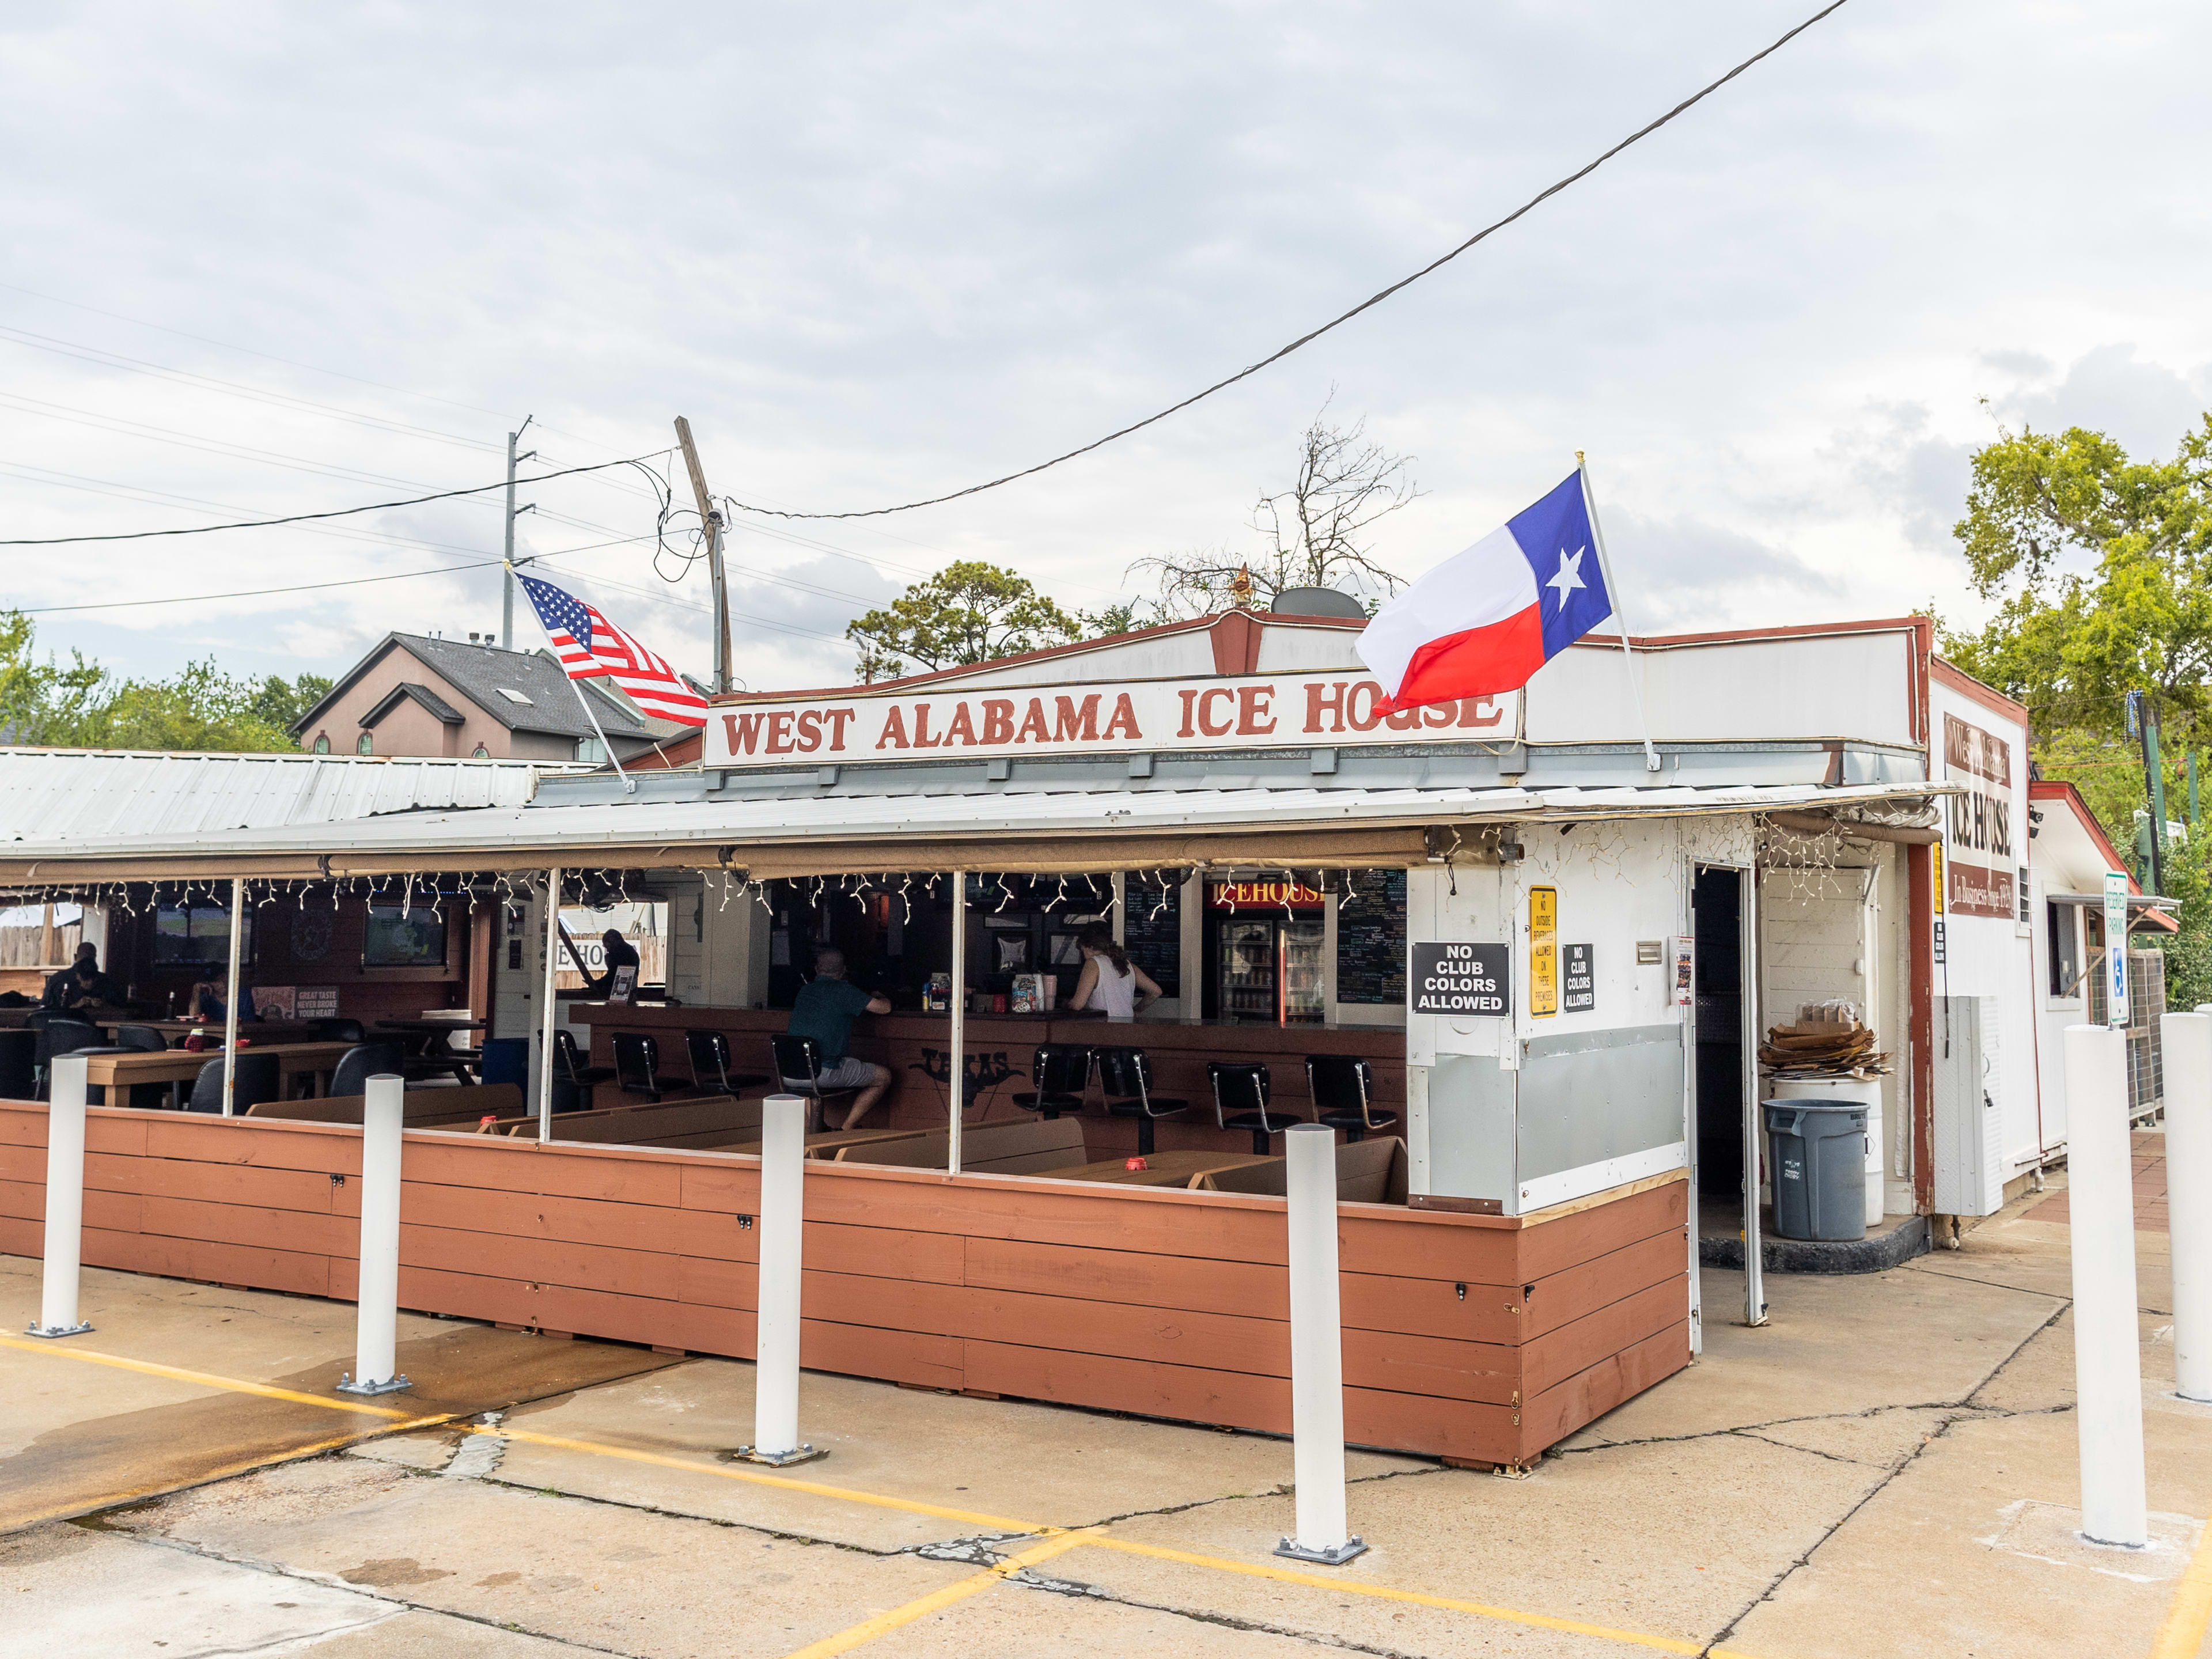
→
(1575, 452, 1661, 773)
(510, 563, 636, 795)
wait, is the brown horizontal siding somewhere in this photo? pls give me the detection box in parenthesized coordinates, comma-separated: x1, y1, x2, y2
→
(0, 1102, 1689, 1463)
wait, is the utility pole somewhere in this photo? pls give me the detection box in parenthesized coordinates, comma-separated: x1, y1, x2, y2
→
(2129, 690, 2168, 895)
(499, 416, 537, 649)
(673, 416, 733, 694)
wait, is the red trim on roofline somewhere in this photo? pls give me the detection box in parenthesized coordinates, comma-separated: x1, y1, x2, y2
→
(1930, 657, 2030, 727)
(2029, 779, 2141, 892)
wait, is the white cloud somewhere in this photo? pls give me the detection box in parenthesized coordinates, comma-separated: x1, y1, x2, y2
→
(0, 1, 2206, 694)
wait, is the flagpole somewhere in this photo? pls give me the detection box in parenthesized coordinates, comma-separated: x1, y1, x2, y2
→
(510, 563, 637, 795)
(1575, 452, 1660, 774)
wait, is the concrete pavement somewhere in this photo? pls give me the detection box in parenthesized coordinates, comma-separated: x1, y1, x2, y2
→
(1, 1153, 2207, 1659)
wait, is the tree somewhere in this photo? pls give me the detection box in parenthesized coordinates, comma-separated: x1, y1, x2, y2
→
(1941, 415, 2212, 744)
(249, 673, 334, 734)
(0, 611, 304, 752)
(844, 561, 1084, 682)
(1129, 404, 1419, 619)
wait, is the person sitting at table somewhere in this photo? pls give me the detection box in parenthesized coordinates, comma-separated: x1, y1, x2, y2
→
(583, 929, 640, 999)
(44, 943, 120, 1010)
(188, 978, 259, 1022)
(783, 948, 891, 1132)
(1069, 926, 1160, 1022)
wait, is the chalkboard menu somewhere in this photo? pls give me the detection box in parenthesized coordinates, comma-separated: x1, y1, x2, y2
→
(1337, 868, 1406, 1005)
(1122, 872, 1181, 998)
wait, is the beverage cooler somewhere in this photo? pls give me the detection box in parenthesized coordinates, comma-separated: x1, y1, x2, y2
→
(1215, 916, 1327, 1025)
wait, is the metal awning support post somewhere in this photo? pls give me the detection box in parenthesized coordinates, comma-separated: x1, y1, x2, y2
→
(948, 870, 965, 1176)
(221, 877, 244, 1116)
(538, 866, 562, 1142)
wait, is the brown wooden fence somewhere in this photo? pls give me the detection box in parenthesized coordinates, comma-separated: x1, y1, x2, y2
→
(0, 1103, 1688, 1466)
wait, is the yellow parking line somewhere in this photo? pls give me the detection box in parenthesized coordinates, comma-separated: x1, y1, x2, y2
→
(486, 1423, 1055, 1535)
(0, 1332, 426, 1418)
(1080, 1536, 1730, 1657)
(3, 1414, 463, 1531)
(781, 1531, 1097, 1659)
(6, 1331, 1778, 1659)
(2152, 1510, 2212, 1658)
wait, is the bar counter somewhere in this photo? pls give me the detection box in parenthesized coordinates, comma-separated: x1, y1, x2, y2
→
(569, 1002, 1406, 1155)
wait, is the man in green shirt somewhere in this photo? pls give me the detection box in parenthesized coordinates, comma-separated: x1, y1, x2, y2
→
(785, 948, 892, 1131)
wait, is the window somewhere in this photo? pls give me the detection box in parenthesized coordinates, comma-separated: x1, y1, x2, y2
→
(154, 899, 251, 966)
(311, 733, 330, 754)
(363, 904, 448, 968)
(356, 732, 373, 755)
(2047, 902, 2080, 998)
(497, 688, 534, 706)
(575, 737, 607, 764)
(472, 743, 490, 758)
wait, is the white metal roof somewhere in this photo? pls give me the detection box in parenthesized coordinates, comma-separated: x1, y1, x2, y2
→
(0, 749, 567, 846)
(0, 778, 1950, 871)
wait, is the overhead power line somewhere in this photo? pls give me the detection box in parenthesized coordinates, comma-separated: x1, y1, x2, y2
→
(721, 0, 1853, 522)
(0, 454, 664, 546)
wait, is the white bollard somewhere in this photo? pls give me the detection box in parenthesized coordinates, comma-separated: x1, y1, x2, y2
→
(28, 1054, 93, 1339)
(2175, 1008, 2212, 1402)
(1276, 1123, 1366, 1565)
(733, 1093, 823, 1464)
(2063, 1025, 2147, 1547)
(338, 1074, 410, 1395)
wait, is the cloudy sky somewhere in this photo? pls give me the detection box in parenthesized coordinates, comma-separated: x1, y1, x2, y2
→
(1, 2, 2206, 696)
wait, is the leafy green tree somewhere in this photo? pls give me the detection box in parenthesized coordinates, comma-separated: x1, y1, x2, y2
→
(844, 562, 1084, 682)
(248, 673, 334, 734)
(1942, 415, 2212, 743)
(0, 611, 305, 752)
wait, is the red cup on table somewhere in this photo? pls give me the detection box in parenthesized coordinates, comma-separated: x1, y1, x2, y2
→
(1126, 1157, 1147, 1171)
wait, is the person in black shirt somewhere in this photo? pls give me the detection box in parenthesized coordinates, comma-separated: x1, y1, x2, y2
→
(584, 929, 641, 999)
(44, 945, 121, 1012)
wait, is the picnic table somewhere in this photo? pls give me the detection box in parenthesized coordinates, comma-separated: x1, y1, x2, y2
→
(80, 1041, 359, 1108)
(1029, 1150, 1285, 1189)
(376, 1017, 489, 1086)
(105, 1018, 323, 1047)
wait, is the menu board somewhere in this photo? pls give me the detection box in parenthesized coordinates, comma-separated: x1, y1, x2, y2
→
(1337, 869, 1406, 1005)
(1122, 872, 1181, 998)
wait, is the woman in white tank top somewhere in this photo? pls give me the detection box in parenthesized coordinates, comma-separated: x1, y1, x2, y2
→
(1071, 926, 1161, 1022)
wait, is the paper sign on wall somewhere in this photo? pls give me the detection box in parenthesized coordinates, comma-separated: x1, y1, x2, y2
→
(1528, 887, 1558, 1018)
(1563, 944, 1594, 1012)
(1672, 937, 1694, 1007)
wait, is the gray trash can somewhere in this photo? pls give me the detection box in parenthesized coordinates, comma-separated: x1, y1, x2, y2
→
(1762, 1100, 1869, 1243)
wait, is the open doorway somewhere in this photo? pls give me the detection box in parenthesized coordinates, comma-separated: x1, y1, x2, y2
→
(1692, 862, 1765, 1324)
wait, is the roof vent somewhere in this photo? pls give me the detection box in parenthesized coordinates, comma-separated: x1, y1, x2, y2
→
(1269, 586, 1367, 619)
(496, 688, 534, 706)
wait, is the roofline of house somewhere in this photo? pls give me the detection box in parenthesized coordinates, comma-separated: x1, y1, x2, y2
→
(2030, 778, 2139, 892)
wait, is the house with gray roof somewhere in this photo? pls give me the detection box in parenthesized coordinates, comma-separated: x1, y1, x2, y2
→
(290, 632, 687, 763)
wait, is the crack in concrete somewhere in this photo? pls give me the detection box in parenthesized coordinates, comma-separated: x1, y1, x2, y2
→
(1003, 1573, 1435, 1658)
(1696, 1296, 2072, 1656)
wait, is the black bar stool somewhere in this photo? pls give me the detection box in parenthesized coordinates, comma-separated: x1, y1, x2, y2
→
(685, 1028, 768, 1096)
(612, 1032, 691, 1103)
(552, 1028, 615, 1113)
(772, 1033, 857, 1131)
(1208, 1060, 1300, 1156)
(1094, 1047, 1186, 1156)
(1012, 1044, 1092, 1120)
(1306, 1054, 1397, 1142)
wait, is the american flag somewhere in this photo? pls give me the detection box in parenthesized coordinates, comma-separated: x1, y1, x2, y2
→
(517, 573, 709, 728)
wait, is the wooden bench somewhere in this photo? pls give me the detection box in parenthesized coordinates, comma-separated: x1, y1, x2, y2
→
(1196, 1136, 1409, 1203)
(247, 1084, 524, 1130)
(837, 1115, 1088, 1175)
(493, 1094, 757, 1149)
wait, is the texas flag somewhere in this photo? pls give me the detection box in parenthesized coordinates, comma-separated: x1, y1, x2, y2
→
(1359, 471, 1615, 714)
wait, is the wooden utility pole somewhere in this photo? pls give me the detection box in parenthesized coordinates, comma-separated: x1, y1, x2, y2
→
(673, 417, 733, 695)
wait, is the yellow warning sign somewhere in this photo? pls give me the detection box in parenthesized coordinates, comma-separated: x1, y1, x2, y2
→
(1529, 885, 1558, 1017)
